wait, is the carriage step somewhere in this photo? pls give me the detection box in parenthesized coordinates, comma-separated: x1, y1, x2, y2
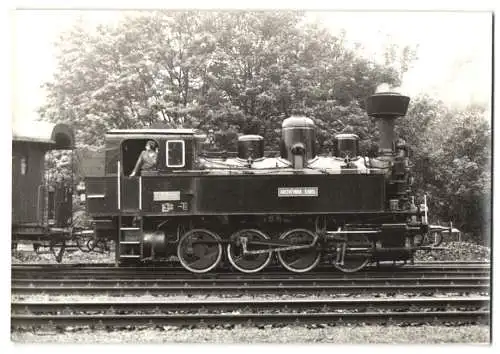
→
(120, 241, 141, 245)
(119, 254, 141, 258)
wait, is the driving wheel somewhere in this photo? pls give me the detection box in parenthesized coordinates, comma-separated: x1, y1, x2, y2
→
(227, 229, 273, 273)
(177, 229, 223, 273)
(277, 229, 321, 273)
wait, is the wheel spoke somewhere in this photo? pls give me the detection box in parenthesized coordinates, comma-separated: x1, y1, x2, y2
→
(227, 229, 273, 273)
(177, 229, 222, 273)
(232, 255, 244, 263)
(277, 229, 320, 273)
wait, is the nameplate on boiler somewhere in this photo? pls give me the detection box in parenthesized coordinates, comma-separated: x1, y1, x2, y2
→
(154, 191, 180, 201)
(278, 187, 318, 197)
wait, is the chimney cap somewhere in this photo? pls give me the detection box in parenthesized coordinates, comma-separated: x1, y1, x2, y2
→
(366, 92, 410, 118)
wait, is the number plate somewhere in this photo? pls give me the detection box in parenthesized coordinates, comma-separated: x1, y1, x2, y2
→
(278, 187, 318, 197)
(154, 191, 180, 201)
(161, 201, 189, 212)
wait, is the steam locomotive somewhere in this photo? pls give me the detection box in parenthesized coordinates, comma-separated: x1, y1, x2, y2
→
(83, 92, 445, 273)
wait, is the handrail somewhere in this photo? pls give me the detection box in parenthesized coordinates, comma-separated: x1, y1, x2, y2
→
(117, 161, 121, 210)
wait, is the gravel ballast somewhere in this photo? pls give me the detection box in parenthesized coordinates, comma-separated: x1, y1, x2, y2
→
(11, 325, 490, 344)
(10, 242, 491, 344)
(10, 292, 488, 303)
(414, 242, 490, 263)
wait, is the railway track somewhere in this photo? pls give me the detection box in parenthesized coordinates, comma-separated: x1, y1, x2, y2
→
(11, 269, 490, 280)
(11, 261, 490, 329)
(11, 274, 490, 287)
(11, 261, 490, 296)
(11, 276, 489, 296)
(11, 261, 491, 278)
(11, 297, 489, 328)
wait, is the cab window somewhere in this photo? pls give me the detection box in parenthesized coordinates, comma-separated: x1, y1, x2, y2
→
(166, 140, 185, 168)
(122, 139, 159, 176)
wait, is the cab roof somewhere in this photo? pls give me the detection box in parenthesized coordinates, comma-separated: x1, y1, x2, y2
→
(107, 129, 198, 135)
(105, 128, 205, 142)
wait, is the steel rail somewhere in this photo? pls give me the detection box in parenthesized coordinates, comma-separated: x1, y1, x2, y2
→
(11, 265, 491, 278)
(11, 261, 490, 269)
(10, 273, 491, 283)
(11, 276, 490, 288)
(11, 270, 490, 280)
(11, 264, 491, 272)
(11, 283, 490, 296)
(11, 311, 489, 328)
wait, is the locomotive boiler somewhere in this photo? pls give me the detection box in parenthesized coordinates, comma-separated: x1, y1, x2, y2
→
(84, 92, 442, 273)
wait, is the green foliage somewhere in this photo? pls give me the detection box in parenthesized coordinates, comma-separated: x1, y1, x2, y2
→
(45, 150, 73, 185)
(398, 97, 491, 242)
(39, 11, 406, 150)
(430, 107, 491, 240)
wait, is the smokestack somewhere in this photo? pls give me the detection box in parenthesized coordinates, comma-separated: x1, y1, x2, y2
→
(366, 92, 410, 156)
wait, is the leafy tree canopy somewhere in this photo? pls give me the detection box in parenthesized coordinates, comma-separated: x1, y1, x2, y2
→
(39, 11, 411, 150)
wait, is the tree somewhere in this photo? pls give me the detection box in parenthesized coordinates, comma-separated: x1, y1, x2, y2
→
(429, 106, 491, 240)
(397, 95, 491, 242)
(39, 11, 406, 151)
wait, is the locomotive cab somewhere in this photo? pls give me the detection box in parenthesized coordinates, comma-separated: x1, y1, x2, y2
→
(121, 138, 187, 176)
(102, 129, 200, 175)
(85, 128, 200, 222)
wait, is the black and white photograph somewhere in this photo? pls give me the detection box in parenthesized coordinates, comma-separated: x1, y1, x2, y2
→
(6, 3, 493, 346)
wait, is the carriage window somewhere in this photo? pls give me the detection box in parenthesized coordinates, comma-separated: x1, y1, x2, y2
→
(166, 140, 185, 168)
(20, 156, 28, 175)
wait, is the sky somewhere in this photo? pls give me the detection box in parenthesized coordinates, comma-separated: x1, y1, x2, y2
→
(10, 9, 493, 125)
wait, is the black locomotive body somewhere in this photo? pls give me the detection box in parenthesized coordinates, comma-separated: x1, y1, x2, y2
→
(85, 92, 440, 273)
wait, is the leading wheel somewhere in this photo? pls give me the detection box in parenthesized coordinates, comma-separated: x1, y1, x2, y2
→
(227, 229, 273, 273)
(277, 229, 320, 273)
(177, 229, 223, 273)
(334, 234, 371, 273)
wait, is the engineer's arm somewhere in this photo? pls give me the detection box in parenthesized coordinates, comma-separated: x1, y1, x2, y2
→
(130, 151, 144, 177)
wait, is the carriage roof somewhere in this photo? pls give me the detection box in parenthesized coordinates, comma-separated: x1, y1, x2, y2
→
(12, 121, 75, 149)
